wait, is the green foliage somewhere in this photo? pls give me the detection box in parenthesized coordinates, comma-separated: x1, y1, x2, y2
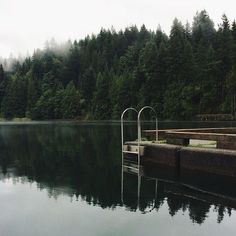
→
(27, 76, 39, 117)
(192, 10, 215, 44)
(93, 73, 111, 119)
(33, 89, 55, 119)
(61, 81, 80, 119)
(0, 65, 4, 82)
(1, 11, 236, 120)
(0, 64, 5, 106)
(1, 75, 27, 118)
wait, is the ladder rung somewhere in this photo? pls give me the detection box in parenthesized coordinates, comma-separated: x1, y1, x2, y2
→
(124, 163, 139, 168)
(123, 165, 139, 170)
(124, 159, 138, 164)
(123, 145, 145, 156)
(123, 150, 139, 155)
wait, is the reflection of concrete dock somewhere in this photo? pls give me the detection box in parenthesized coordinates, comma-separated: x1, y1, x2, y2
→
(124, 128, 236, 178)
(121, 156, 236, 217)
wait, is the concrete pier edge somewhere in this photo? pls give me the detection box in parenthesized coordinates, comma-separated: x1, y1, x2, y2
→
(125, 142, 236, 178)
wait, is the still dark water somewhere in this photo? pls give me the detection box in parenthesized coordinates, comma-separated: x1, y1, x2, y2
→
(0, 121, 236, 236)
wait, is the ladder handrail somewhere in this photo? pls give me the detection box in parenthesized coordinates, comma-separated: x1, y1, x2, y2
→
(121, 107, 138, 204)
(137, 106, 158, 143)
(121, 107, 138, 148)
(137, 106, 158, 174)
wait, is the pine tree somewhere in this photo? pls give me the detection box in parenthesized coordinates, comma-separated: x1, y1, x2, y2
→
(93, 72, 111, 119)
(232, 21, 236, 65)
(80, 67, 96, 109)
(192, 10, 215, 46)
(0, 64, 5, 107)
(168, 18, 186, 82)
(216, 14, 234, 111)
(33, 89, 55, 120)
(0, 64, 4, 82)
(27, 76, 39, 117)
(1, 76, 17, 118)
(61, 81, 80, 119)
(139, 40, 159, 106)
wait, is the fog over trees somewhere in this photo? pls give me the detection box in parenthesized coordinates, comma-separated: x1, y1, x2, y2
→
(0, 10, 236, 120)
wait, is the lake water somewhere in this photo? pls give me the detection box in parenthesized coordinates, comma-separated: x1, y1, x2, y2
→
(0, 121, 236, 236)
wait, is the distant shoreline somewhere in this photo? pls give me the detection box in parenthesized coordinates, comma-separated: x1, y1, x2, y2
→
(0, 118, 236, 124)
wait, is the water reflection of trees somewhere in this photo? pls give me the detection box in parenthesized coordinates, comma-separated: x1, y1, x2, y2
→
(0, 124, 234, 224)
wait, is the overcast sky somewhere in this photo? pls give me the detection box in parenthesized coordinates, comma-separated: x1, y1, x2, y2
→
(0, 0, 235, 58)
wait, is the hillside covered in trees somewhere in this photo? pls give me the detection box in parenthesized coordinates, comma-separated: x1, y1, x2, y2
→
(0, 10, 236, 120)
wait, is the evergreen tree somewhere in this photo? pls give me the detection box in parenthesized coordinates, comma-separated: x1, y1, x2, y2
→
(80, 67, 96, 109)
(216, 14, 234, 111)
(0, 64, 5, 106)
(27, 76, 39, 117)
(232, 21, 236, 65)
(54, 87, 64, 119)
(110, 73, 133, 119)
(226, 66, 236, 116)
(1, 76, 18, 118)
(192, 10, 215, 45)
(93, 72, 111, 119)
(168, 19, 187, 82)
(61, 81, 80, 119)
(0, 64, 4, 82)
(33, 89, 55, 120)
(139, 40, 159, 106)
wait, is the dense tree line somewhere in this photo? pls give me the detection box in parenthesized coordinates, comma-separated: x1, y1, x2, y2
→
(1, 10, 236, 120)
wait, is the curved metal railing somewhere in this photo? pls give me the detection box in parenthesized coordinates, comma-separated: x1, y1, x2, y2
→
(121, 107, 138, 204)
(121, 106, 158, 211)
(121, 107, 138, 150)
(137, 106, 158, 175)
(137, 106, 158, 143)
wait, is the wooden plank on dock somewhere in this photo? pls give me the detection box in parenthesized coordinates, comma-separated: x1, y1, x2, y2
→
(165, 131, 236, 143)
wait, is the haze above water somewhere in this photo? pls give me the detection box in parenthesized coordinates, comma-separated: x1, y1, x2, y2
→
(1, 0, 236, 57)
(0, 122, 236, 236)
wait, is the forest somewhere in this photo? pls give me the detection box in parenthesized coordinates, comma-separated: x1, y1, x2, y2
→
(0, 10, 236, 120)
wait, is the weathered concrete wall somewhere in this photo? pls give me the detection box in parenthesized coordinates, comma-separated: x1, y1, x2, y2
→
(217, 140, 236, 150)
(179, 148, 236, 177)
(125, 142, 236, 178)
(143, 144, 181, 168)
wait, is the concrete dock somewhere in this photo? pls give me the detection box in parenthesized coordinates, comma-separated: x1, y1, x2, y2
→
(124, 128, 236, 178)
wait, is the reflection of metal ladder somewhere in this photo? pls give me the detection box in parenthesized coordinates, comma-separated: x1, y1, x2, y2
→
(121, 169, 159, 213)
(121, 106, 158, 211)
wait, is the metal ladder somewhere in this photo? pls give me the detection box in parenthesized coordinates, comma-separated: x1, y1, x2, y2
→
(121, 106, 158, 207)
(121, 106, 158, 174)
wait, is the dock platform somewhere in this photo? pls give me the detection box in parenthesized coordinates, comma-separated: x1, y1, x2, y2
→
(124, 127, 236, 178)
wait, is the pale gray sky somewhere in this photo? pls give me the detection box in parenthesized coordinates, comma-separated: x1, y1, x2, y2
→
(0, 0, 235, 57)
